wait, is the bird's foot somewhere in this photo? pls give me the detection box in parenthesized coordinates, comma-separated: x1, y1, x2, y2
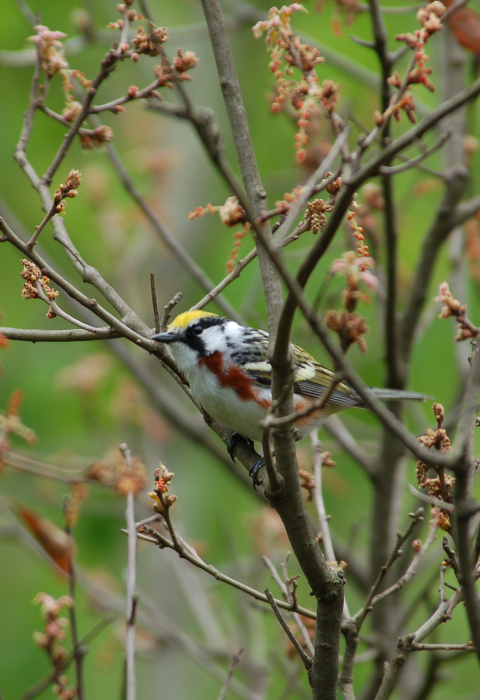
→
(227, 432, 254, 462)
(249, 459, 265, 490)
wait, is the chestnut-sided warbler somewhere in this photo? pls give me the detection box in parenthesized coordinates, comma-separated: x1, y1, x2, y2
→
(152, 311, 427, 461)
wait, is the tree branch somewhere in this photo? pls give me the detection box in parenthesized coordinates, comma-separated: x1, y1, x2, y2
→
(199, 0, 283, 336)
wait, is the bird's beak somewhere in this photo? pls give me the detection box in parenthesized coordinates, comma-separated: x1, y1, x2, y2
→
(151, 331, 178, 344)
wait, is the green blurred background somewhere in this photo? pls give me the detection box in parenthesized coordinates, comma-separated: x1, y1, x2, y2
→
(0, 0, 479, 698)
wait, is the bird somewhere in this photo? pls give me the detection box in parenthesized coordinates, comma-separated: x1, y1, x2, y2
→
(152, 310, 427, 481)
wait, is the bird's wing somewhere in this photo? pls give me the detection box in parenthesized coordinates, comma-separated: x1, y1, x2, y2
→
(241, 340, 363, 408)
(292, 346, 363, 408)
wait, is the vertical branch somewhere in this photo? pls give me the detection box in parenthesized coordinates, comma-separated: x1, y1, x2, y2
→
(439, 24, 470, 383)
(311, 431, 336, 563)
(452, 346, 480, 661)
(367, 0, 401, 389)
(64, 497, 85, 700)
(199, 0, 283, 336)
(120, 444, 137, 700)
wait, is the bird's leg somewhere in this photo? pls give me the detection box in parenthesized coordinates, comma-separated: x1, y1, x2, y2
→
(226, 432, 254, 462)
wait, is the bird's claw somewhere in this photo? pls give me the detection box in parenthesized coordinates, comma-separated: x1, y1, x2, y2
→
(226, 432, 254, 462)
(249, 459, 265, 490)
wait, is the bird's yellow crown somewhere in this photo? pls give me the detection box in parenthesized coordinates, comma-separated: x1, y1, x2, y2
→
(168, 310, 218, 330)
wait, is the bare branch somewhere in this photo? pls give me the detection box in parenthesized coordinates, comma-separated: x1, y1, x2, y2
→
(62, 497, 85, 700)
(199, 0, 283, 336)
(0, 327, 119, 342)
(216, 649, 244, 700)
(378, 132, 451, 175)
(130, 526, 317, 619)
(150, 272, 161, 334)
(26, 199, 57, 248)
(311, 431, 336, 563)
(265, 587, 313, 670)
(160, 292, 183, 333)
(410, 642, 475, 651)
(262, 556, 315, 656)
(353, 509, 425, 627)
(41, 49, 121, 186)
(119, 444, 137, 700)
(407, 483, 455, 513)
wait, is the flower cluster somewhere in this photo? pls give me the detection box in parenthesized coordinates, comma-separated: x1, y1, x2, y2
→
(79, 125, 114, 150)
(435, 281, 480, 341)
(108, 0, 144, 32)
(33, 593, 76, 700)
(149, 463, 177, 514)
(378, 80, 417, 124)
(154, 57, 175, 87)
(398, 1, 446, 48)
(346, 209, 371, 260)
(253, 5, 337, 163)
(331, 248, 376, 307)
(299, 172, 343, 233)
(298, 468, 315, 500)
(305, 199, 333, 234)
(20, 259, 59, 308)
(324, 310, 369, 353)
(131, 26, 168, 57)
(173, 48, 200, 78)
(345, 184, 384, 243)
(415, 403, 454, 532)
(375, 2, 446, 125)
(28, 25, 68, 77)
(189, 197, 250, 272)
(87, 449, 148, 496)
(0, 391, 36, 464)
(269, 186, 302, 219)
(53, 169, 82, 212)
(61, 70, 92, 123)
(326, 216, 377, 352)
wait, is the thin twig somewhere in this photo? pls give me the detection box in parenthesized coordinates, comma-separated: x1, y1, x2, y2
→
(410, 642, 475, 651)
(63, 497, 85, 700)
(216, 649, 244, 700)
(119, 444, 137, 700)
(353, 508, 425, 627)
(0, 327, 119, 342)
(34, 282, 101, 334)
(265, 588, 313, 670)
(378, 132, 452, 175)
(27, 199, 58, 248)
(311, 431, 336, 563)
(407, 483, 455, 512)
(367, 515, 438, 613)
(160, 292, 182, 332)
(150, 272, 161, 334)
(126, 528, 317, 619)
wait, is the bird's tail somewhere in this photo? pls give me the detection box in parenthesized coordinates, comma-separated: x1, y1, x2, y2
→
(370, 388, 430, 402)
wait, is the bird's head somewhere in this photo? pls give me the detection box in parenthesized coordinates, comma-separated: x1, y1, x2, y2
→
(152, 311, 238, 373)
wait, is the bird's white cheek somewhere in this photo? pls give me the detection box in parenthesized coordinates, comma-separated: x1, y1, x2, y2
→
(168, 343, 199, 376)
